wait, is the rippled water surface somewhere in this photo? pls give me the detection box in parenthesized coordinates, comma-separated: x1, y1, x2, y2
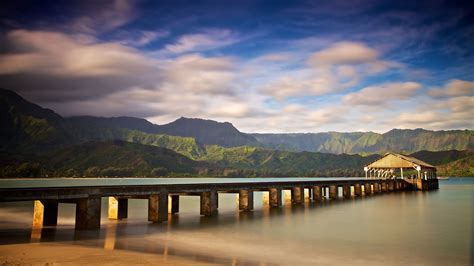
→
(0, 178, 472, 265)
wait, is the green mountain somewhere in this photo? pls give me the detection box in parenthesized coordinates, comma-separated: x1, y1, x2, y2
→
(67, 116, 258, 148)
(0, 88, 472, 178)
(252, 129, 473, 154)
(0, 88, 71, 152)
(0, 141, 209, 178)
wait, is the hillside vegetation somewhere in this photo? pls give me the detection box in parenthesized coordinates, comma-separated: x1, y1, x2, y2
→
(0, 88, 472, 178)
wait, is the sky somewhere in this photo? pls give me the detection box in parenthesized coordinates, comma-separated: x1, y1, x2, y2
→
(0, 0, 473, 133)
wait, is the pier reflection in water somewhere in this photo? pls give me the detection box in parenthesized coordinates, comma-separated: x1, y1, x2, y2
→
(0, 179, 473, 265)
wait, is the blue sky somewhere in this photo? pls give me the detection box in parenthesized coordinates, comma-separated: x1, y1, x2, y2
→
(0, 0, 473, 132)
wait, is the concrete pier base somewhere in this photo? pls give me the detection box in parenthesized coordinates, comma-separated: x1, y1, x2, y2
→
(269, 188, 282, 208)
(284, 190, 291, 203)
(76, 197, 101, 230)
(388, 181, 395, 191)
(201, 190, 218, 216)
(354, 184, 362, 196)
(342, 185, 351, 198)
(329, 185, 338, 200)
(304, 188, 310, 200)
(373, 183, 380, 193)
(312, 186, 323, 201)
(33, 200, 58, 228)
(239, 190, 253, 211)
(291, 187, 304, 205)
(148, 193, 168, 223)
(169, 195, 179, 214)
(364, 183, 372, 195)
(108, 197, 128, 220)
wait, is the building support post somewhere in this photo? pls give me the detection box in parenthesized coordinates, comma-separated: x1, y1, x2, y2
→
(33, 200, 58, 228)
(269, 188, 282, 208)
(76, 197, 101, 230)
(239, 190, 253, 211)
(108, 197, 128, 220)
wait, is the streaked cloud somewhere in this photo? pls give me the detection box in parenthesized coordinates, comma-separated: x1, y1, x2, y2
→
(343, 82, 422, 106)
(429, 79, 474, 98)
(164, 29, 239, 54)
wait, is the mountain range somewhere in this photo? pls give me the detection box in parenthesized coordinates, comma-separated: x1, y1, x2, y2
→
(0, 88, 472, 177)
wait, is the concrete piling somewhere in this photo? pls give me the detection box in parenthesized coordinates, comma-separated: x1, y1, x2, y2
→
(342, 185, 351, 198)
(291, 187, 304, 205)
(149, 193, 169, 223)
(354, 184, 362, 196)
(33, 200, 58, 228)
(312, 186, 323, 201)
(364, 183, 372, 195)
(329, 185, 338, 200)
(108, 197, 128, 220)
(201, 190, 218, 216)
(239, 190, 253, 211)
(76, 197, 101, 230)
(269, 188, 282, 208)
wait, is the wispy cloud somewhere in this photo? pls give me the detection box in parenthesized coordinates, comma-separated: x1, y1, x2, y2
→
(163, 29, 239, 54)
(343, 82, 421, 106)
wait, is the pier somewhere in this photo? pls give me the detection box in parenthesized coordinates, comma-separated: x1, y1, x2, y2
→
(0, 177, 438, 230)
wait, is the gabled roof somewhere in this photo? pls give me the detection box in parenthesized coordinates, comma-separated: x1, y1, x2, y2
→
(366, 152, 436, 170)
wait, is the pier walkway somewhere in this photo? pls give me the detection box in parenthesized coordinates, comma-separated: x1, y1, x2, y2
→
(0, 177, 437, 230)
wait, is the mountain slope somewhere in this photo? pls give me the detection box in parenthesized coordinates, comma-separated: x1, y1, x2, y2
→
(157, 117, 259, 147)
(252, 129, 473, 154)
(0, 88, 71, 152)
(0, 141, 209, 177)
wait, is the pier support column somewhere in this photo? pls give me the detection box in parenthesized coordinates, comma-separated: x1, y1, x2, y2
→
(148, 192, 169, 223)
(76, 197, 101, 230)
(354, 184, 362, 196)
(329, 185, 338, 200)
(33, 200, 58, 228)
(342, 185, 351, 198)
(312, 186, 323, 201)
(364, 183, 372, 195)
(238, 190, 253, 211)
(291, 187, 304, 205)
(381, 182, 388, 192)
(169, 195, 179, 214)
(201, 190, 218, 216)
(373, 183, 380, 193)
(388, 181, 395, 191)
(108, 197, 128, 220)
(269, 188, 282, 208)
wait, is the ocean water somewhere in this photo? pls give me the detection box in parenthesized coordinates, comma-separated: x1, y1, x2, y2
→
(0, 178, 472, 265)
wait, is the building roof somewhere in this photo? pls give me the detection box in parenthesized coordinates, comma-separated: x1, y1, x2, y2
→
(366, 152, 436, 170)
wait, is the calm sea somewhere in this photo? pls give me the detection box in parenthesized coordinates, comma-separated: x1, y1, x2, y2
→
(0, 178, 472, 265)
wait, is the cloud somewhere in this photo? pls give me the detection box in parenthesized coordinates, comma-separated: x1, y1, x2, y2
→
(258, 41, 400, 100)
(164, 29, 239, 54)
(343, 82, 422, 106)
(70, 0, 136, 34)
(161, 53, 238, 95)
(308, 41, 379, 66)
(116, 30, 169, 47)
(429, 79, 474, 98)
